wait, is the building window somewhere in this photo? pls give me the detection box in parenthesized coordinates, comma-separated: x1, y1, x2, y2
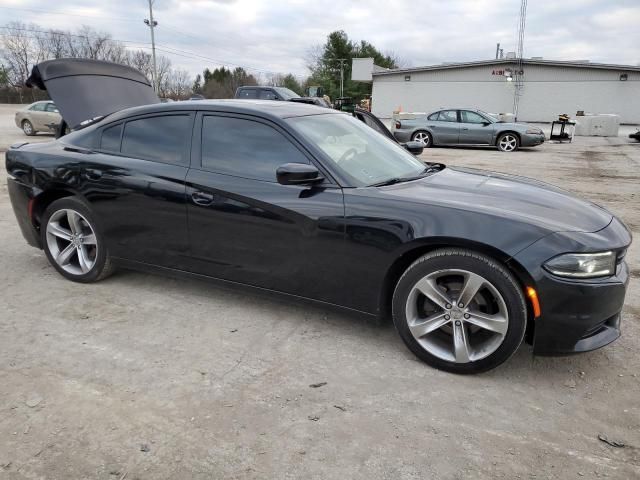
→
(404, 75, 411, 82)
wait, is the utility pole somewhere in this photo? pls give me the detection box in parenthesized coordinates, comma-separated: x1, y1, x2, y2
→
(337, 58, 347, 98)
(144, 0, 158, 92)
(495, 43, 500, 60)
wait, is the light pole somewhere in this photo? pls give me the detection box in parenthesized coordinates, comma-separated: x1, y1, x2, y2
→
(337, 58, 346, 98)
(144, 0, 158, 92)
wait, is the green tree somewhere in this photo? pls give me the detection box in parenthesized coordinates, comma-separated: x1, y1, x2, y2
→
(307, 30, 398, 102)
(281, 74, 303, 95)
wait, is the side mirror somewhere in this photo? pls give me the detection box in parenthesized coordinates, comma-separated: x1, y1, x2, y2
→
(277, 163, 323, 185)
(482, 121, 491, 126)
(401, 141, 424, 155)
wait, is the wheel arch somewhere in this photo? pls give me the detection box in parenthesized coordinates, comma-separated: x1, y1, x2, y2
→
(496, 130, 521, 145)
(378, 237, 536, 330)
(32, 188, 78, 230)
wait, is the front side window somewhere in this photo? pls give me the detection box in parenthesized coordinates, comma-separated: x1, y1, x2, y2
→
(288, 113, 426, 187)
(201, 116, 308, 182)
(461, 110, 488, 124)
(121, 115, 191, 165)
(259, 90, 278, 100)
(46, 103, 60, 113)
(437, 110, 458, 122)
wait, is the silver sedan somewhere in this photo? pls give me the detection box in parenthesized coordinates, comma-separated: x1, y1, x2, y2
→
(14, 100, 62, 136)
(393, 108, 545, 152)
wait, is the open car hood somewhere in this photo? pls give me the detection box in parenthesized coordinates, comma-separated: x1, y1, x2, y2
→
(26, 58, 159, 129)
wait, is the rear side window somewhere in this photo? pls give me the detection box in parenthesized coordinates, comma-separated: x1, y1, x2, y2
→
(437, 110, 458, 122)
(201, 115, 308, 182)
(121, 115, 191, 165)
(237, 89, 257, 99)
(30, 103, 46, 111)
(100, 123, 122, 152)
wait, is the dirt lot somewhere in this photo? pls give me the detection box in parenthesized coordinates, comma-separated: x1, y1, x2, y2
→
(1, 103, 639, 479)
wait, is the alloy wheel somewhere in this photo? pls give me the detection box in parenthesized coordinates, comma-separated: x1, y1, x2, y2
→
(45, 209, 98, 275)
(499, 134, 517, 152)
(23, 121, 33, 135)
(413, 132, 430, 146)
(404, 269, 509, 363)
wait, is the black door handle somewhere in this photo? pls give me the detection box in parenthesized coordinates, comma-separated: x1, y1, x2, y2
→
(192, 191, 215, 206)
(83, 168, 103, 180)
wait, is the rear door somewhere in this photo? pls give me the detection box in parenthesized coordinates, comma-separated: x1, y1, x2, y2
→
(458, 110, 494, 144)
(83, 112, 193, 268)
(428, 110, 460, 144)
(185, 112, 345, 300)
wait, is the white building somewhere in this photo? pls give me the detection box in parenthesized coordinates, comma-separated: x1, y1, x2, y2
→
(359, 59, 640, 123)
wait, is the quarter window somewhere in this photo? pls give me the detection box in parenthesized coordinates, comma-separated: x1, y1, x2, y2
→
(121, 115, 191, 165)
(461, 110, 488, 124)
(201, 116, 308, 182)
(100, 123, 122, 152)
(427, 112, 440, 121)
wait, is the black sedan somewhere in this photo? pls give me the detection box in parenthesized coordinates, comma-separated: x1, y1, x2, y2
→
(6, 59, 632, 373)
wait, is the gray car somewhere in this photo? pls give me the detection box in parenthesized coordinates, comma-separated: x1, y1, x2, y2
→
(393, 108, 545, 152)
(14, 100, 62, 136)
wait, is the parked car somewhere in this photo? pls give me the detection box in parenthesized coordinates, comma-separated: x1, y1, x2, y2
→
(8, 59, 631, 374)
(393, 108, 545, 152)
(630, 129, 640, 142)
(14, 100, 62, 136)
(235, 86, 300, 101)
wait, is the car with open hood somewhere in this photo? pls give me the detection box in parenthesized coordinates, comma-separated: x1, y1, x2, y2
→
(393, 108, 545, 152)
(5, 59, 631, 374)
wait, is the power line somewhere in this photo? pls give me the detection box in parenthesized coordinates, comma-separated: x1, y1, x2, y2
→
(0, 6, 138, 22)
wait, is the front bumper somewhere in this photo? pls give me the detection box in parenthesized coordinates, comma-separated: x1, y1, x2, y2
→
(521, 133, 545, 147)
(511, 216, 631, 355)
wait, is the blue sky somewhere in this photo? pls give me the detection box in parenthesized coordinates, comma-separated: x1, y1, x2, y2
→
(1, 0, 638, 78)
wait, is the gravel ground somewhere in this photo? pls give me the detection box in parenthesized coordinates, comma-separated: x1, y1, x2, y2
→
(1, 103, 639, 479)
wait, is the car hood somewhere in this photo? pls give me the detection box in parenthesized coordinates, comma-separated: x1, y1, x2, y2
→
(26, 58, 159, 129)
(377, 167, 612, 233)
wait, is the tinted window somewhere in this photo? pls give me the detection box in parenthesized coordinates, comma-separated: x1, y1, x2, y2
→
(100, 123, 122, 152)
(259, 89, 278, 100)
(201, 116, 308, 182)
(121, 115, 191, 165)
(30, 103, 46, 111)
(437, 110, 458, 122)
(461, 110, 487, 124)
(237, 89, 257, 99)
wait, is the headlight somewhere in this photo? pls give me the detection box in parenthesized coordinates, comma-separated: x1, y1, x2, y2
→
(526, 128, 542, 134)
(543, 251, 616, 278)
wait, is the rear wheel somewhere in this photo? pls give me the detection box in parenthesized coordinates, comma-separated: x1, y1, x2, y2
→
(412, 131, 432, 147)
(22, 120, 36, 136)
(392, 248, 526, 374)
(41, 197, 114, 283)
(497, 133, 519, 152)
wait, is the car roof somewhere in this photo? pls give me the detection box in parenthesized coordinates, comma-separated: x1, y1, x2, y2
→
(105, 99, 340, 123)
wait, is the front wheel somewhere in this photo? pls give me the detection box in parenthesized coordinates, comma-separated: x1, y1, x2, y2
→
(392, 248, 527, 374)
(412, 131, 433, 147)
(41, 197, 114, 283)
(497, 133, 519, 152)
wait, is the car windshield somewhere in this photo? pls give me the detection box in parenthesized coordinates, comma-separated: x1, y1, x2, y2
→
(478, 110, 498, 122)
(274, 87, 300, 100)
(288, 113, 427, 187)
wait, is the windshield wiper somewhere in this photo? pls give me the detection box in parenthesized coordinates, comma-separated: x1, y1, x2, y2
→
(368, 167, 437, 187)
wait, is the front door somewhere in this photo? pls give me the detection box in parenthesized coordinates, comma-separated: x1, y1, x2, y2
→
(186, 113, 345, 301)
(458, 110, 494, 145)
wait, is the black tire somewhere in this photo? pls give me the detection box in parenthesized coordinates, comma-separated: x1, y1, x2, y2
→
(392, 248, 527, 374)
(496, 132, 520, 152)
(411, 130, 433, 148)
(22, 119, 36, 136)
(41, 197, 115, 283)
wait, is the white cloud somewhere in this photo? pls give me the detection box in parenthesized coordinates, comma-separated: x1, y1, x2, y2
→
(1, 0, 638, 77)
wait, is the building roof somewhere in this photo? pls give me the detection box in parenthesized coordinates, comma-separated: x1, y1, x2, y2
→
(372, 58, 640, 76)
